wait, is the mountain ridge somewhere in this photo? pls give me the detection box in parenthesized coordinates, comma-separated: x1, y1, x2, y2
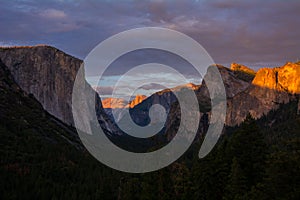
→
(102, 95, 147, 109)
(1, 45, 299, 134)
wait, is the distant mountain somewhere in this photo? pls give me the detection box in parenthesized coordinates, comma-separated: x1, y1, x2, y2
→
(101, 84, 200, 110)
(128, 95, 147, 108)
(102, 84, 199, 125)
(102, 95, 147, 109)
(102, 98, 129, 108)
(1, 45, 299, 138)
(118, 62, 300, 139)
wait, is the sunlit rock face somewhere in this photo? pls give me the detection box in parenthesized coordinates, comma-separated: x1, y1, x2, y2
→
(102, 98, 129, 109)
(128, 95, 147, 108)
(230, 62, 256, 75)
(226, 62, 300, 125)
(102, 95, 147, 109)
(253, 62, 300, 94)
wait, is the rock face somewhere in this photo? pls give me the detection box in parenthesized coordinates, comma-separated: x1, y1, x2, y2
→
(252, 62, 300, 94)
(127, 83, 201, 126)
(219, 62, 299, 125)
(0, 45, 119, 135)
(230, 62, 256, 75)
(0, 45, 81, 125)
(0, 58, 83, 146)
(128, 95, 147, 108)
(165, 65, 254, 134)
(102, 95, 147, 109)
(230, 63, 256, 82)
(198, 65, 252, 99)
(2, 45, 299, 137)
(130, 62, 300, 128)
(102, 98, 128, 109)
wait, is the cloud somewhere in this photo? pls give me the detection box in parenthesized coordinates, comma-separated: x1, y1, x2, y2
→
(0, 0, 299, 70)
(2, 0, 299, 97)
(93, 86, 114, 95)
(140, 83, 165, 90)
(39, 9, 66, 19)
(87, 68, 201, 98)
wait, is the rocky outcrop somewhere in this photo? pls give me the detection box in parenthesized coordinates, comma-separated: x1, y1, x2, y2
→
(102, 98, 128, 109)
(127, 83, 201, 126)
(225, 62, 300, 125)
(230, 63, 256, 82)
(196, 63, 300, 126)
(0, 45, 117, 135)
(225, 85, 291, 125)
(115, 65, 255, 129)
(102, 95, 147, 109)
(252, 62, 300, 94)
(128, 95, 147, 108)
(131, 62, 299, 129)
(176, 65, 254, 131)
(198, 65, 252, 99)
(230, 62, 256, 75)
(0, 45, 81, 125)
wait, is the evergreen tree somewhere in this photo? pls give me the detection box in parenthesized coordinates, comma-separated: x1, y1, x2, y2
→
(227, 114, 267, 188)
(224, 157, 248, 200)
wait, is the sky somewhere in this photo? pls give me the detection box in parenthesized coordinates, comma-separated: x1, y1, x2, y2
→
(1, 0, 300, 98)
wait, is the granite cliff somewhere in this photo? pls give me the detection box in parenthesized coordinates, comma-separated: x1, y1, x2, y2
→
(252, 62, 300, 94)
(0, 45, 116, 135)
(0, 45, 81, 126)
(226, 62, 300, 125)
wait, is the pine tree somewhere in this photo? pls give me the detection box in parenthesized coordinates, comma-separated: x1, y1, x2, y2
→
(227, 114, 266, 188)
(224, 157, 248, 200)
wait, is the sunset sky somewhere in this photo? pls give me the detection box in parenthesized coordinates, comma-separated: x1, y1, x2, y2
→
(1, 0, 300, 97)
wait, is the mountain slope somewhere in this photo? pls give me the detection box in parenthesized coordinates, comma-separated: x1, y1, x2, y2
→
(0, 45, 119, 137)
(1, 45, 299, 135)
(0, 45, 81, 126)
(226, 62, 300, 125)
(0, 47, 299, 199)
(136, 63, 299, 127)
(0, 59, 124, 199)
(102, 95, 147, 109)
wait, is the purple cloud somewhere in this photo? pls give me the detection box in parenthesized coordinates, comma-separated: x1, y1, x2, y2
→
(0, 0, 299, 70)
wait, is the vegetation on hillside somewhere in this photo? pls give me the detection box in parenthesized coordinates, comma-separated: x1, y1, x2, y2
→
(1, 61, 299, 199)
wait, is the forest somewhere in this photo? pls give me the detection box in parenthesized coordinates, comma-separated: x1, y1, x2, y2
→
(1, 67, 299, 200)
